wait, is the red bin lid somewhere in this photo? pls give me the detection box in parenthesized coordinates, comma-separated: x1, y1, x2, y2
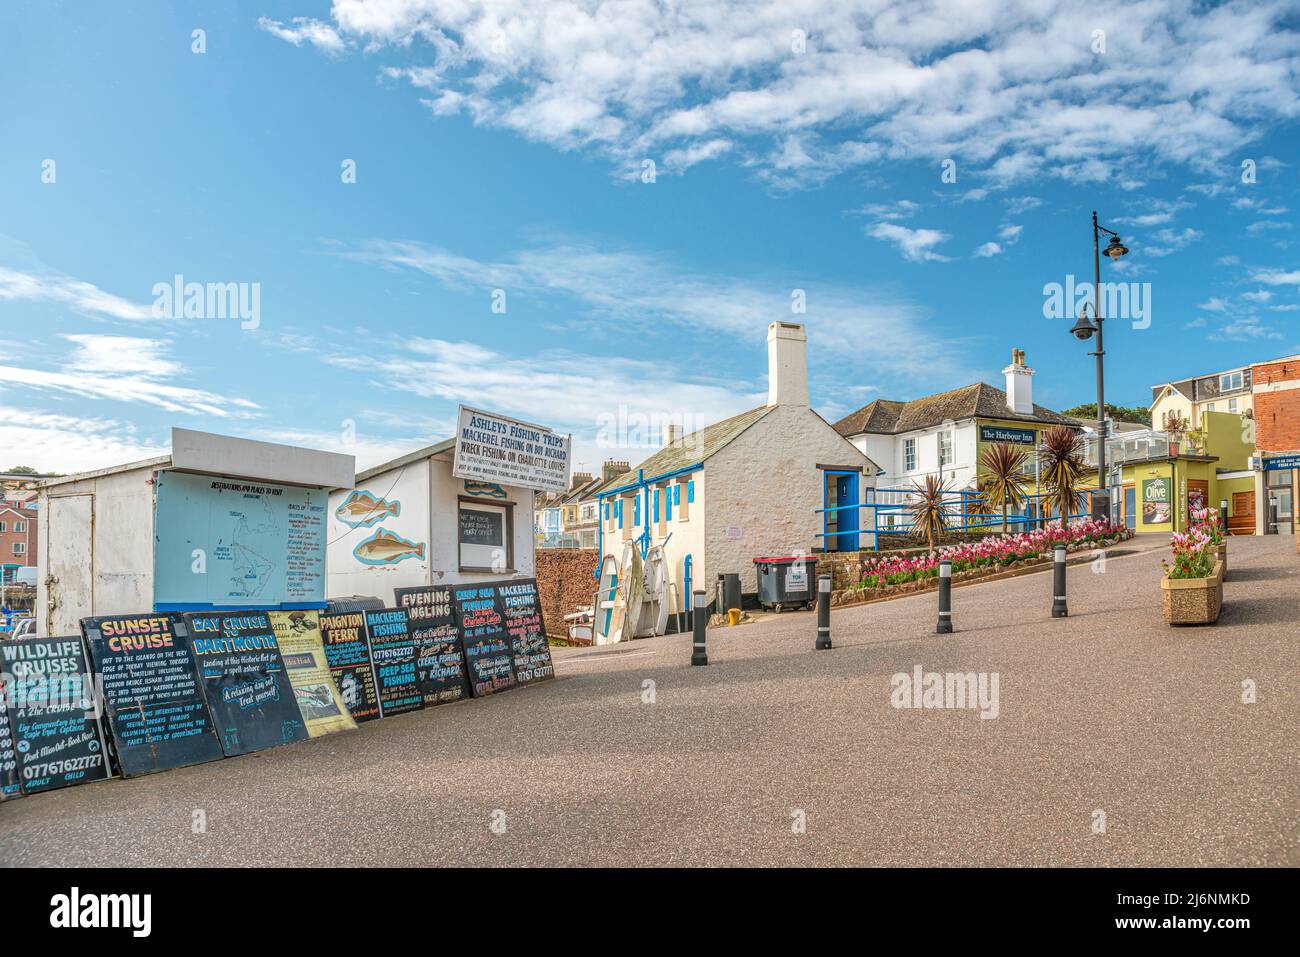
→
(753, 556, 817, 563)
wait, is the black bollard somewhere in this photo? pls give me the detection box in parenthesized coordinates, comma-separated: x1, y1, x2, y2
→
(936, 559, 953, 634)
(1051, 545, 1068, 618)
(1219, 499, 1228, 529)
(815, 574, 832, 650)
(690, 589, 708, 666)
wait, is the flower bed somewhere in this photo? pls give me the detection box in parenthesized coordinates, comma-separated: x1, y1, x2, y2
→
(847, 519, 1131, 601)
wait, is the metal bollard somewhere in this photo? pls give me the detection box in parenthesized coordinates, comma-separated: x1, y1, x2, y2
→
(1219, 499, 1228, 528)
(1051, 545, 1068, 618)
(690, 590, 708, 666)
(936, 559, 953, 634)
(815, 574, 832, 650)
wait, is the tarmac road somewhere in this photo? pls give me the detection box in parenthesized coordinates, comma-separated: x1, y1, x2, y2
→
(3, 533, 1297, 867)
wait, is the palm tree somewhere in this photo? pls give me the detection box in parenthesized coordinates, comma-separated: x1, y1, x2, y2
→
(1039, 426, 1086, 528)
(968, 481, 996, 531)
(979, 441, 1028, 533)
(908, 473, 951, 550)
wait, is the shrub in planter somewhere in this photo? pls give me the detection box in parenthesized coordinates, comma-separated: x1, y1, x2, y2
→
(1161, 530, 1222, 625)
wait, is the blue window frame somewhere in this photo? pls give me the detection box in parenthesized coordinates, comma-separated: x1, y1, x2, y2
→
(634, 496, 640, 525)
(665, 486, 672, 521)
(673, 485, 680, 505)
(653, 489, 660, 523)
(687, 480, 695, 503)
(616, 499, 623, 529)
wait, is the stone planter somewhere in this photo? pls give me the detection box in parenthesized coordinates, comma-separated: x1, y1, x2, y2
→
(1161, 561, 1223, 626)
(1215, 542, 1228, 580)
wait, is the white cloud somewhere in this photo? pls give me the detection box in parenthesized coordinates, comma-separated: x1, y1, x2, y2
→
(265, 1, 1300, 187)
(867, 222, 951, 262)
(0, 406, 169, 474)
(0, 265, 153, 321)
(0, 335, 259, 417)
(1251, 269, 1300, 286)
(974, 241, 1003, 258)
(1144, 227, 1202, 257)
(257, 16, 346, 54)
(1242, 289, 1274, 303)
(998, 224, 1023, 243)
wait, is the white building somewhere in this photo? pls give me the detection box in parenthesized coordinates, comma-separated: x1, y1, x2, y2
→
(37, 429, 354, 637)
(596, 321, 879, 609)
(327, 438, 539, 601)
(833, 349, 1075, 494)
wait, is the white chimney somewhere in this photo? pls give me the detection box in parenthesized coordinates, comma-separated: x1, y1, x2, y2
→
(664, 423, 682, 447)
(767, 321, 809, 407)
(1003, 348, 1034, 414)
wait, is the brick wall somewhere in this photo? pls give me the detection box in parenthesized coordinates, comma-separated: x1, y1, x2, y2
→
(0, 506, 38, 574)
(536, 547, 601, 638)
(1252, 358, 1300, 452)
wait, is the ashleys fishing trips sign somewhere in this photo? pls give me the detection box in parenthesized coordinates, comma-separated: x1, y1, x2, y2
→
(453, 406, 570, 493)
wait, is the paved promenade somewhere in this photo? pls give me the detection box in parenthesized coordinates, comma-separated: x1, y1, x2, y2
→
(3, 533, 1297, 866)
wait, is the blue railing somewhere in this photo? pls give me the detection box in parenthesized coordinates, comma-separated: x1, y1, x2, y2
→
(815, 487, 1093, 551)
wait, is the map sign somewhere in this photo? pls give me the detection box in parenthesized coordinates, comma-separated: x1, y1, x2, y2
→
(364, 608, 424, 717)
(452, 405, 570, 493)
(153, 470, 327, 608)
(268, 611, 357, 737)
(498, 579, 555, 687)
(395, 584, 471, 705)
(80, 613, 224, 777)
(451, 583, 517, 697)
(319, 612, 382, 723)
(183, 611, 308, 756)
(0, 637, 110, 794)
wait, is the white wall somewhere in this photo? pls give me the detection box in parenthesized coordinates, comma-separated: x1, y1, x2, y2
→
(706, 404, 877, 594)
(39, 465, 155, 635)
(327, 454, 537, 603)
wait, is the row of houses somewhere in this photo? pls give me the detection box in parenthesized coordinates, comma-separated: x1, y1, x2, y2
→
(18, 320, 1300, 638)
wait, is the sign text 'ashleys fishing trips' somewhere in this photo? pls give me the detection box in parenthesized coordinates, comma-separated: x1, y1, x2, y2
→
(453, 405, 570, 493)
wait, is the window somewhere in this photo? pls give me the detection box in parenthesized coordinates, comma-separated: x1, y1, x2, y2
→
(457, 498, 513, 573)
(938, 431, 954, 468)
(1220, 371, 1244, 392)
(664, 485, 672, 521)
(1205, 402, 1215, 412)
(1228, 397, 1238, 413)
(904, 437, 917, 472)
(15, 520, 26, 532)
(0, 521, 5, 532)
(687, 480, 695, 503)
(12, 542, 24, 556)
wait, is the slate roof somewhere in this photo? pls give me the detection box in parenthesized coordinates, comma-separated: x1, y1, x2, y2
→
(601, 406, 775, 493)
(833, 383, 1075, 437)
(356, 438, 455, 483)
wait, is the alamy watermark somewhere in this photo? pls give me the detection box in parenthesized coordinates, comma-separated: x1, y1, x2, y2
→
(151, 274, 260, 329)
(1043, 274, 1150, 330)
(890, 665, 1000, 719)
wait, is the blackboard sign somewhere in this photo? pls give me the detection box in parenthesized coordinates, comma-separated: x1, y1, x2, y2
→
(498, 578, 555, 687)
(183, 611, 308, 756)
(0, 671, 22, 801)
(459, 507, 504, 546)
(364, 608, 424, 717)
(269, 611, 358, 738)
(395, 584, 471, 706)
(319, 612, 382, 723)
(451, 584, 516, 697)
(0, 637, 110, 794)
(80, 613, 224, 777)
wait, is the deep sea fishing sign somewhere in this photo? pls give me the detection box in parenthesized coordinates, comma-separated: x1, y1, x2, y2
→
(0, 637, 109, 794)
(453, 405, 570, 493)
(183, 611, 308, 756)
(80, 613, 224, 777)
(451, 583, 516, 697)
(364, 608, 424, 717)
(394, 583, 471, 706)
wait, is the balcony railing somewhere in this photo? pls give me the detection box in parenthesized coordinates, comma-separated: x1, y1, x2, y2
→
(1081, 429, 1206, 468)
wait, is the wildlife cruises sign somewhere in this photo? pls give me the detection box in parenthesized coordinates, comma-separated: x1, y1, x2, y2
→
(453, 405, 570, 493)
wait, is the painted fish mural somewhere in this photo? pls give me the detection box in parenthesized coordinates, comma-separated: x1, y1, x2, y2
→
(463, 481, 508, 500)
(353, 527, 426, 566)
(335, 489, 401, 528)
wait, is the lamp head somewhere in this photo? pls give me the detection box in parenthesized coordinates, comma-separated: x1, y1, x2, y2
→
(1070, 311, 1098, 340)
(1103, 235, 1129, 260)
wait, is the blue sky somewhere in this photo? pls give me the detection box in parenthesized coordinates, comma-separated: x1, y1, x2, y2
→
(2, 0, 1298, 475)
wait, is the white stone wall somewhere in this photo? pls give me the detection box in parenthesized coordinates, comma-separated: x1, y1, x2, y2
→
(704, 404, 877, 595)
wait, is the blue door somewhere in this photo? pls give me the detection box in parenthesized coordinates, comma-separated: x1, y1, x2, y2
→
(835, 473, 859, 551)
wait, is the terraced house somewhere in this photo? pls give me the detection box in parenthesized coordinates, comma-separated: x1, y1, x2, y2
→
(833, 349, 1075, 500)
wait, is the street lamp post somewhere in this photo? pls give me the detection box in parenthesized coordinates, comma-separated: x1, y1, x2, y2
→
(1069, 210, 1129, 520)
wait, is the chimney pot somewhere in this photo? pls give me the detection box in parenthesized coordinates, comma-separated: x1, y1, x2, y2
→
(1003, 348, 1034, 414)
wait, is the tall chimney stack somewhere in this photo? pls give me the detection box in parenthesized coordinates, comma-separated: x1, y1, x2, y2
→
(1003, 348, 1034, 415)
(767, 321, 809, 407)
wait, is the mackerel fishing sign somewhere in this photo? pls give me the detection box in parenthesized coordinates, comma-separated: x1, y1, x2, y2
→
(453, 405, 570, 493)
